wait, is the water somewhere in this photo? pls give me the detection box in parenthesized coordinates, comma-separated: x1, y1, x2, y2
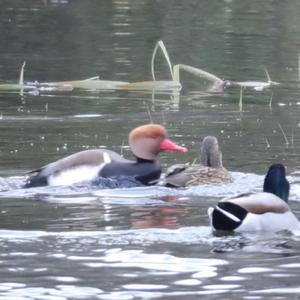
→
(1, 0, 300, 299)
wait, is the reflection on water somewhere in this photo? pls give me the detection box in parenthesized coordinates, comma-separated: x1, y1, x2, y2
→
(0, 170, 299, 298)
(130, 204, 188, 229)
(1, 0, 300, 299)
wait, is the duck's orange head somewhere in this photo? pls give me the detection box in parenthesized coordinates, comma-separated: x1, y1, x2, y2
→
(129, 124, 187, 160)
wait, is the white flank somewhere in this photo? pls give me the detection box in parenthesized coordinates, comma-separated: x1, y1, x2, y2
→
(103, 152, 112, 164)
(238, 211, 300, 232)
(48, 165, 104, 186)
(48, 151, 113, 186)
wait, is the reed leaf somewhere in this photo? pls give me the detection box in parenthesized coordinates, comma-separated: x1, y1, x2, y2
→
(19, 61, 26, 96)
(151, 40, 174, 81)
(264, 67, 271, 82)
(177, 64, 224, 85)
(52, 79, 128, 90)
(173, 64, 180, 82)
(0, 84, 25, 91)
(277, 123, 289, 146)
(239, 86, 243, 112)
(116, 80, 181, 91)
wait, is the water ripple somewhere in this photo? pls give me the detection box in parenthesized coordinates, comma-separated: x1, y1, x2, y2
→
(0, 171, 265, 203)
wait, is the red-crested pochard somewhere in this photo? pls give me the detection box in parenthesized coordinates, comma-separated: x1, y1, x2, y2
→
(25, 124, 187, 188)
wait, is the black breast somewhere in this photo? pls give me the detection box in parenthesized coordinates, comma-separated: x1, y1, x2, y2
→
(99, 159, 161, 185)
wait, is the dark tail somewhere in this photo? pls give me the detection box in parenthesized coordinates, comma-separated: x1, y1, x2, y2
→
(24, 174, 48, 188)
(211, 202, 248, 231)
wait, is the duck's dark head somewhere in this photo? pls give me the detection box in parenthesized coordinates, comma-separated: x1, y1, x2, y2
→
(263, 163, 289, 202)
(200, 136, 223, 168)
(129, 124, 187, 160)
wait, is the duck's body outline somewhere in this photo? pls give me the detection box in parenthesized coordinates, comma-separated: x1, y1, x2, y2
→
(25, 124, 187, 188)
(164, 136, 232, 187)
(208, 164, 300, 232)
(26, 149, 128, 187)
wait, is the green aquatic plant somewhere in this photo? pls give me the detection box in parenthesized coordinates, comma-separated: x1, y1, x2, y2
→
(0, 40, 282, 95)
(239, 86, 243, 112)
(151, 41, 225, 91)
(151, 40, 175, 81)
(0, 61, 39, 94)
(48, 40, 181, 92)
(0, 41, 182, 93)
(277, 123, 289, 147)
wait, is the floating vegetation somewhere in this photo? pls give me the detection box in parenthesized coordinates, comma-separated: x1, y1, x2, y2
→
(34, 77, 128, 91)
(0, 41, 182, 94)
(174, 64, 225, 92)
(0, 62, 36, 94)
(151, 40, 226, 92)
(225, 67, 280, 91)
(0, 40, 281, 96)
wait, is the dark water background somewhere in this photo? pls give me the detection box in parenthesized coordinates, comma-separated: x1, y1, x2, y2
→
(1, 0, 300, 299)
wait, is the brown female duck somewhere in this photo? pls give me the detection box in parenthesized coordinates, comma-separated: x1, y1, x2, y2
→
(164, 136, 232, 187)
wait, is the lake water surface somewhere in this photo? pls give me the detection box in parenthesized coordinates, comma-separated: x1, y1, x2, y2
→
(1, 1, 300, 299)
